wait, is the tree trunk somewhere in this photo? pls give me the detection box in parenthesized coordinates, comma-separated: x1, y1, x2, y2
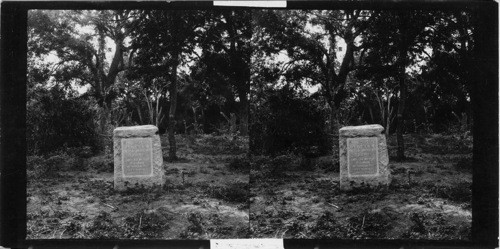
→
(396, 14, 408, 161)
(99, 102, 111, 154)
(330, 105, 340, 162)
(229, 113, 237, 134)
(239, 94, 249, 136)
(226, 11, 250, 136)
(168, 52, 179, 160)
(386, 86, 391, 135)
(136, 105, 143, 125)
(396, 78, 406, 161)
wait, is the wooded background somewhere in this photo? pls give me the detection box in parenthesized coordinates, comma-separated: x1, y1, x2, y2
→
(27, 9, 478, 161)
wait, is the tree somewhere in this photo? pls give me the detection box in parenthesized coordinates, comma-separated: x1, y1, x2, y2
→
(251, 86, 329, 155)
(254, 10, 371, 158)
(359, 10, 434, 160)
(28, 10, 134, 151)
(194, 10, 252, 136)
(129, 10, 206, 159)
(422, 11, 474, 130)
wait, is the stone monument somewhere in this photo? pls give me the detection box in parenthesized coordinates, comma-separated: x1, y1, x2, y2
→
(113, 125, 164, 191)
(339, 124, 390, 190)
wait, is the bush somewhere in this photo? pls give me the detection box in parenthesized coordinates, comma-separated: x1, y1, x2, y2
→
(27, 148, 89, 179)
(317, 157, 338, 172)
(250, 86, 330, 156)
(207, 182, 249, 203)
(433, 178, 471, 203)
(268, 153, 299, 174)
(250, 153, 301, 177)
(27, 85, 100, 155)
(227, 156, 250, 172)
(27, 155, 52, 179)
(87, 210, 172, 239)
(249, 155, 271, 171)
(27, 152, 68, 179)
(402, 212, 470, 240)
(87, 211, 119, 239)
(192, 135, 248, 155)
(309, 211, 345, 239)
(122, 211, 172, 239)
(88, 154, 114, 173)
(27, 155, 45, 171)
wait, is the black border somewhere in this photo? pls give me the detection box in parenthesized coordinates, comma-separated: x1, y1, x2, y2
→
(1, 1, 497, 248)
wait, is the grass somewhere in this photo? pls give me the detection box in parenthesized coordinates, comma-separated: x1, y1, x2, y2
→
(206, 182, 250, 204)
(250, 132, 472, 240)
(27, 134, 249, 240)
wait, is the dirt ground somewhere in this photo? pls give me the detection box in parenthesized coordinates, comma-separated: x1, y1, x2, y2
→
(27, 132, 472, 240)
(27, 134, 250, 239)
(249, 133, 472, 240)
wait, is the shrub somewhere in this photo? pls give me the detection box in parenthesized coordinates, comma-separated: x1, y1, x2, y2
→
(44, 154, 66, 171)
(433, 178, 471, 203)
(27, 155, 44, 171)
(66, 146, 93, 159)
(249, 155, 271, 171)
(253, 153, 299, 177)
(207, 182, 249, 203)
(87, 154, 114, 173)
(27, 86, 101, 155)
(87, 210, 172, 239)
(227, 156, 251, 172)
(179, 212, 205, 238)
(27, 155, 50, 179)
(402, 212, 470, 240)
(87, 211, 120, 239)
(268, 153, 299, 174)
(250, 153, 301, 177)
(122, 211, 172, 239)
(250, 86, 330, 156)
(309, 211, 344, 239)
(27, 152, 72, 179)
(192, 135, 248, 155)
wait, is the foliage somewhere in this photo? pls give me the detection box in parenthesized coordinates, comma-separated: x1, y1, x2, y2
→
(87, 154, 114, 173)
(206, 182, 249, 204)
(87, 210, 172, 239)
(27, 86, 100, 155)
(27, 155, 56, 179)
(121, 211, 172, 239)
(190, 134, 249, 155)
(250, 153, 302, 177)
(254, 10, 371, 112)
(192, 10, 253, 135)
(27, 9, 476, 161)
(419, 134, 472, 155)
(402, 212, 470, 240)
(179, 212, 248, 239)
(27, 149, 88, 179)
(227, 156, 251, 172)
(432, 178, 471, 203)
(180, 212, 205, 238)
(251, 86, 330, 155)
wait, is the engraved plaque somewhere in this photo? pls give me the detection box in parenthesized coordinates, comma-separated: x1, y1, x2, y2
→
(347, 137, 378, 176)
(121, 137, 153, 176)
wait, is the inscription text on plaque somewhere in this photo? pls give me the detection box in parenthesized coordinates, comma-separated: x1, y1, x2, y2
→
(347, 137, 378, 176)
(121, 137, 153, 176)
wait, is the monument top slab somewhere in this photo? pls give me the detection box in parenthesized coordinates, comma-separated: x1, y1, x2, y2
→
(113, 125, 158, 138)
(339, 124, 384, 137)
